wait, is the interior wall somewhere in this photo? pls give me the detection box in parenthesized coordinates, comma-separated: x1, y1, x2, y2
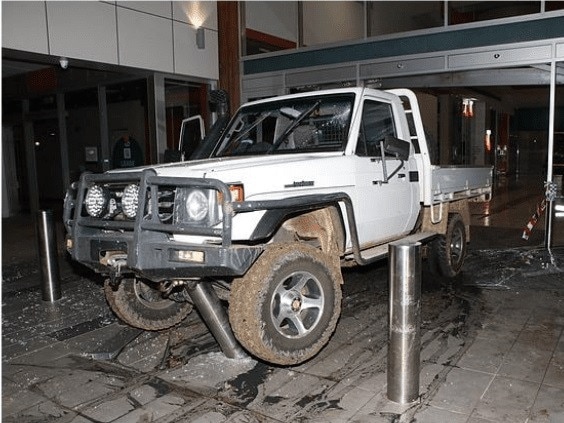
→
(370, 1, 443, 36)
(245, 1, 297, 42)
(302, 2, 364, 46)
(2, 1, 218, 79)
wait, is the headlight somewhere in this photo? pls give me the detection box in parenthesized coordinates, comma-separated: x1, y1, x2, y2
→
(186, 189, 209, 221)
(84, 185, 108, 217)
(122, 184, 139, 219)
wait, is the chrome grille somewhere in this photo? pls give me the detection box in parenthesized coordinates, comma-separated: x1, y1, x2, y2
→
(157, 186, 176, 223)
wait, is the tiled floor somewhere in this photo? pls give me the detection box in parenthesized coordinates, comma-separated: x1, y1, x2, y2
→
(2, 175, 564, 422)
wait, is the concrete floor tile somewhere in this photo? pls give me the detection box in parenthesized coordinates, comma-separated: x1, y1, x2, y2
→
(556, 334, 564, 353)
(4, 341, 73, 365)
(2, 363, 66, 389)
(293, 385, 376, 422)
(1, 378, 20, 400)
(246, 370, 336, 421)
(436, 334, 466, 365)
(129, 384, 160, 406)
(135, 393, 186, 421)
(412, 405, 469, 423)
(428, 367, 494, 414)
(2, 399, 76, 422)
(421, 325, 466, 366)
(68, 417, 96, 423)
(466, 416, 499, 423)
(35, 369, 125, 409)
(498, 342, 553, 383)
(517, 321, 562, 353)
(56, 380, 118, 409)
(421, 336, 444, 363)
(132, 394, 209, 423)
(160, 352, 257, 396)
(528, 384, 564, 422)
(355, 369, 387, 394)
(156, 406, 267, 423)
(477, 314, 528, 342)
(457, 335, 512, 374)
(303, 340, 388, 390)
(419, 363, 447, 394)
(348, 391, 399, 423)
(296, 305, 388, 377)
(2, 337, 55, 362)
(543, 349, 564, 389)
(125, 398, 252, 423)
(471, 376, 539, 422)
(301, 334, 386, 380)
(82, 396, 135, 422)
(2, 388, 45, 417)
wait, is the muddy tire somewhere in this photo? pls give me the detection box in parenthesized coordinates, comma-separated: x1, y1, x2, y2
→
(104, 278, 193, 331)
(428, 214, 467, 278)
(229, 243, 342, 366)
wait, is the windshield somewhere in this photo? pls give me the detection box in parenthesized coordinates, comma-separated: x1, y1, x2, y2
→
(213, 93, 354, 157)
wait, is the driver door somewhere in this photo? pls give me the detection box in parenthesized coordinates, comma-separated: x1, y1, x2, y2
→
(353, 97, 419, 246)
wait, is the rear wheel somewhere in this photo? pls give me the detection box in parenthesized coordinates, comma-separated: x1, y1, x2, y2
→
(104, 278, 193, 330)
(229, 243, 342, 365)
(428, 214, 467, 278)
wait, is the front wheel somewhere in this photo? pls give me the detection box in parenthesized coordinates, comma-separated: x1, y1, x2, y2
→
(104, 278, 193, 331)
(428, 214, 467, 278)
(229, 243, 343, 366)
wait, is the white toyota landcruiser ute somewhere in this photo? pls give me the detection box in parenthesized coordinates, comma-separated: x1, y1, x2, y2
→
(64, 88, 492, 365)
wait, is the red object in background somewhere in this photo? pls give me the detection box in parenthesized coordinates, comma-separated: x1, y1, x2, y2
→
(26, 68, 58, 94)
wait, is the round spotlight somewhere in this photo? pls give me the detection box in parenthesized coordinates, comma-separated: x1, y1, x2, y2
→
(122, 184, 139, 219)
(84, 185, 108, 217)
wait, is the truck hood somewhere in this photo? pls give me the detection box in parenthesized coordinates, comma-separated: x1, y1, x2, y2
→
(112, 153, 354, 199)
(149, 153, 343, 177)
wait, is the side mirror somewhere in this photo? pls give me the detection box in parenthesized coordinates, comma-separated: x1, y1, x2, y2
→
(383, 135, 410, 161)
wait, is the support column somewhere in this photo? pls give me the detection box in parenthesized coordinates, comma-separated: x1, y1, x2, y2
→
(545, 60, 557, 249)
(147, 74, 167, 164)
(22, 99, 40, 217)
(57, 93, 70, 190)
(98, 85, 111, 171)
(218, 2, 241, 111)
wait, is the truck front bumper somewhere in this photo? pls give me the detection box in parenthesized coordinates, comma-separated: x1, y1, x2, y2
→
(64, 170, 263, 282)
(68, 232, 263, 281)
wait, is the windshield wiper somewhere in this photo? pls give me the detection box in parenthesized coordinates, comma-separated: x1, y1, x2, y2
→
(268, 101, 321, 154)
(221, 112, 272, 156)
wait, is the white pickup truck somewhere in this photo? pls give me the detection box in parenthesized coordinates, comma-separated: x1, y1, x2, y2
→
(64, 88, 492, 365)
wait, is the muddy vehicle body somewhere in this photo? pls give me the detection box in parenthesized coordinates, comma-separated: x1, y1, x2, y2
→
(64, 88, 492, 365)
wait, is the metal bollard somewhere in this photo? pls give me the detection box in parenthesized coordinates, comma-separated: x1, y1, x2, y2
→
(37, 210, 62, 302)
(387, 241, 421, 404)
(185, 282, 247, 359)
